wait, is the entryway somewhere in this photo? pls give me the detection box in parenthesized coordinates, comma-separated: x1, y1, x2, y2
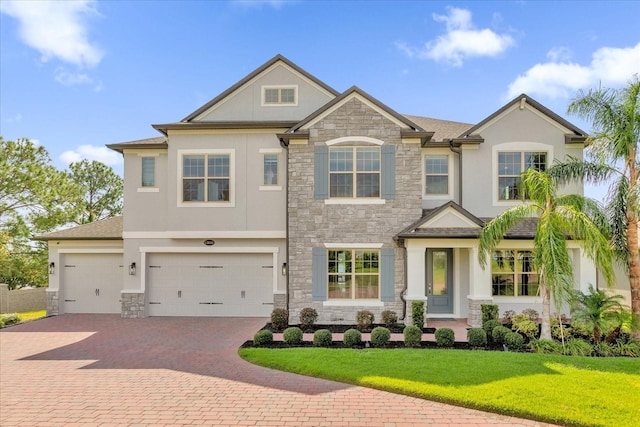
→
(426, 248, 453, 314)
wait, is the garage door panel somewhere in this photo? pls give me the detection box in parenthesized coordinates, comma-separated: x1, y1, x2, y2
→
(147, 253, 273, 317)
(63, 253, 123, 314)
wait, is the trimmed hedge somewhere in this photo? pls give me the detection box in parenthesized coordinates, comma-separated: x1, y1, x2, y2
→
(270, 308, 289, 331)
(403, 325, 422, 348)
(313, 329, 332, 347)
(343, 328, 362, 348)
(371, 326, 391, 348)
(282, 327, 303, 345)
(253, 330, 273, 346)
(435, 327, 455, 347)
(467, 328, 487, 347)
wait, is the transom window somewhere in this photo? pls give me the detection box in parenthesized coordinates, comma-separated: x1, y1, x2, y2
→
(182, 154, 230, 202)
(328, 250, 379, 299)
(263, 154, 278, 185)
(141, 157, 155, 187)
(491, 250, 539, 297)
(329, 147, 380, 198)
(263, 87, 296, 105)
(425, 155, 449, 195)
(498, 151, 547, 200)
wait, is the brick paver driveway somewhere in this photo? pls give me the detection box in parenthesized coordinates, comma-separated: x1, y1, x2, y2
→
(1, 315, 553, 426)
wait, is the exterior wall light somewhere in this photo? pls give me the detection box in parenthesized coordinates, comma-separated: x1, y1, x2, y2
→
(281, 262, 287, 276)
(129, 262, 136, 275)
(49, 262, 55, 275)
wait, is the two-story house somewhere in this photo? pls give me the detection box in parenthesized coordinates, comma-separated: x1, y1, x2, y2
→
(38, 54, 609, 327)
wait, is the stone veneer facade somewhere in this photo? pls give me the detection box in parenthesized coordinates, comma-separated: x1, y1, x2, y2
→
(121, 292, 145, 318)
(46, 290, 59, 316)
(287, 98, 423, 324)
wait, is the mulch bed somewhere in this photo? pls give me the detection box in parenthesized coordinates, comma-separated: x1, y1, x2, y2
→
(260, 323, 436, 334)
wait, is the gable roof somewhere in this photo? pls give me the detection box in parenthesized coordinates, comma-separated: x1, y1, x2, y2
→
(107, 136, 168, 153)
(402, 115, 473, 143)
(279, 86, 433, 145)
(460, 93, 588, 143)
(181, 54, 339, 123)
(34, 216, 123, 241)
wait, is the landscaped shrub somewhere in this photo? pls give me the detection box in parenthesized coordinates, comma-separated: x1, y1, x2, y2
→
(370, 326, 391, 348)
(313, 329, 332, 347)
(612, 339, 640, 357)
(356, 310, 375, 331)
(528, 339, 562, 354)
(270, 308, 289, 331)
(501, 309, 516, 324)
(551, 317, 571, 341)
(569, 320, 591, 339)
(253, 330, 273, 346)
(504, 332, 524, 351)
(481, 304, 499, 323)
(467, 328, 487, 347)
(411, 301, 425, 328)
(0, 313, 19, 327)
(511, 314, 539, 340)
(381, 310, 398, 328)
(563, 338, 593, 357)
(299, 307, 318, 330)
(593, 341, 614, 357)
(483, 319, 501, 342)
(522, 308, 540, 322)
(435, 327, 455, 347)
(343, 328, 362, 348)
(403, 325, 422, 348)
(282, 326, 303, 345)
(492, 326, 511, 344)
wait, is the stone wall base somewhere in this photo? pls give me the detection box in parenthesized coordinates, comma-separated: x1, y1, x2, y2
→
(46, 290, 59, 316)
(121, 292, 145, 318)
(467, 297, 493, 328)
(273, 293, 286, 311)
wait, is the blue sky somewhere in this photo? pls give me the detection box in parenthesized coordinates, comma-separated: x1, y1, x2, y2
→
(1, 1, 639, 200)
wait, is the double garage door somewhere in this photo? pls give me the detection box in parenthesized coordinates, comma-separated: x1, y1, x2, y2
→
(146, 253, 274, 317)
(62, 253, 123, 314)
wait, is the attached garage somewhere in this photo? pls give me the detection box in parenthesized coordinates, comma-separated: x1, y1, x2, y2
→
(62, 253, 124, 314)
(146, 253, 274, 317)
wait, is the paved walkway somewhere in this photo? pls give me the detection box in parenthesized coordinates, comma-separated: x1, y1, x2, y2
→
(0, 315, 554, 426)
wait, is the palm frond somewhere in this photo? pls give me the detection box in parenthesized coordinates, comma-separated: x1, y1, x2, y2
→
(478, 204, 535, 268)
(547, 156, 616, 185)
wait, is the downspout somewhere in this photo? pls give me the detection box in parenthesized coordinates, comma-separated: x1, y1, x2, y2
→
(449, 140, 463, 205)
(394, 236, 408, 321)
(280, 137, 290, 314)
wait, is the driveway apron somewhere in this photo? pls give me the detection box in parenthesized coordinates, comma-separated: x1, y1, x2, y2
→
(1, 315, 555, 426)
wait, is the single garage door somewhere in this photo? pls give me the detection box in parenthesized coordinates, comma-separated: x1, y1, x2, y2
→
(62, 253, 123, 313)
(147, 253, 274, 317)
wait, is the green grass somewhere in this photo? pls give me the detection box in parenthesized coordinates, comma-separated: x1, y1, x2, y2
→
(16, 310, 47, 321)
(239, 348, 640, 427)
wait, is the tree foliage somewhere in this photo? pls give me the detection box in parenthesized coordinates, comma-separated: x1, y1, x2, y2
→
(479, 169, 614, 340)
(549, 75, 640, 319)
(68, 159, 123, 224)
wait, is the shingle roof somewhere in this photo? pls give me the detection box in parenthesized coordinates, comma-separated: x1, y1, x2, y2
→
(402, 115, 473, 142)
(35, 216, 123, 240)
(107, 136, 168, 153)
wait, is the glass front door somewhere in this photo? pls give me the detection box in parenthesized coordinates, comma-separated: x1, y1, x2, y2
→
(426, 248, 453, 314)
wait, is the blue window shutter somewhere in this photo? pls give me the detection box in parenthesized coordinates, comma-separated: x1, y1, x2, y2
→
(312, 247, 327, 301)
(381, 145, 395, 199)
(380, 248, 395, 302)
(314, 146, 328, 199)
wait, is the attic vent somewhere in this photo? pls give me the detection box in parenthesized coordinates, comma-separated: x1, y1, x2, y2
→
(519, 97, 527, 110)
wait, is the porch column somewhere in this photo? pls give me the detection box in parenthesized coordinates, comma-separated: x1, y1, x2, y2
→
(405, 242, 427, 325)
(467, 245, 493, 327)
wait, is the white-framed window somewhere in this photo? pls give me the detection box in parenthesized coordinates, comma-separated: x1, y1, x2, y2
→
(491, 250, 539, 297)
(328, 249, 380, 300)
(141, 157, 155, 187)
(425, 155, 449, 195)
(498, 151, 547, 200)
(329, 147, 380, 198)
(179, 150, 234, 206)
(262, 85, 297, 106)
(263, 154, 278, 185)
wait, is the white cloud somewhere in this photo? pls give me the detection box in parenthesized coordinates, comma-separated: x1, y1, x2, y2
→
(54, 68, 103, 91)
(396, 7, 514, 67)
(506, 42, 640, 99)
(60, 145, 122, 167)
(546, 46, 572, 62)
(0, 0, 103, 68)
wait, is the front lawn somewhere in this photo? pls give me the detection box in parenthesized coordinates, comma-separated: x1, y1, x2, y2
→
(239, 348, 640, 427)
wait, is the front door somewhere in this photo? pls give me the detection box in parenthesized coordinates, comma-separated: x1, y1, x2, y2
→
(426, 248, 453, 314)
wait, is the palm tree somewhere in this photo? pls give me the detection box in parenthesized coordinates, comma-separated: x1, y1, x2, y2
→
(571, 284, 626, 343)
(549, 76, 640, 320)
(478, 168, 615, 340)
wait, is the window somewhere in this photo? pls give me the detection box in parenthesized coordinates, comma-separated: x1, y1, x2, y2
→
(328, 250, 379, 299)
(263, 154, 278, 185)
(141, 157, 155, 187)
(498, 151, 547, 200)
(491, 250, 539, 297)
(425, 155, 448, 195)
(263, 86, 296, 105)
(329, 147, 380, 198)
(182, 154, 230, 202)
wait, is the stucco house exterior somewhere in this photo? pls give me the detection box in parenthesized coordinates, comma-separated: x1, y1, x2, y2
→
(38, 54, 616, 327)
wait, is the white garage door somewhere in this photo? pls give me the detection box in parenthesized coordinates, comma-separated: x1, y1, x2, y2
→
(62, 253, 123, 314)
(147, 253, 274, 317)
